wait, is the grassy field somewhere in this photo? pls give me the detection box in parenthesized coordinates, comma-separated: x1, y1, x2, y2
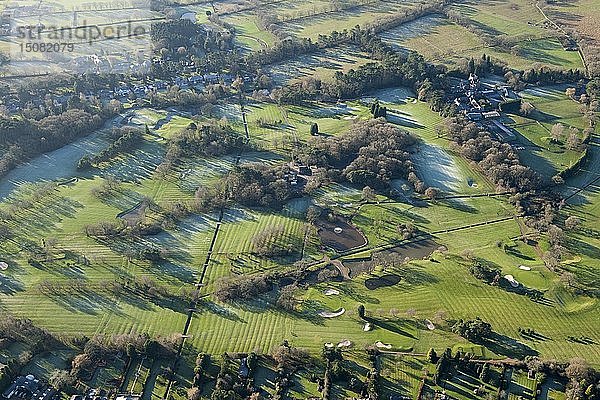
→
(181, 186, 600, 362)
(278, 0, 415, 40)
(545, 0, 600, 71)
(507, 85, 595, 178)
(266, 44, 378, 86)
(388, 13, 583, 71)
(220, 13, 276, 51)
(1, 1, 598, 399)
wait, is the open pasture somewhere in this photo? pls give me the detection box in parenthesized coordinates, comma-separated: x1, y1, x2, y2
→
(267, 45, 377, 86)
(545, 0, 600, 72)
(278, 0, 416, 40)
(391, 15, 583, 71)
(449, 0, 549, 38)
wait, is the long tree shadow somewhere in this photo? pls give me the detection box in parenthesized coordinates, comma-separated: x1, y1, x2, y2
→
(0, 274, 24, 294)
(482, 332, 538, 358)
(196, 298, 246, 323)
(366, 318, 418, 340)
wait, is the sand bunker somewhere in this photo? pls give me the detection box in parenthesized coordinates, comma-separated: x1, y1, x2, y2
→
(425, 319, 435, 330)
(324, 342, 334, 348)
(319, 308, 346, 318)
(0, 262, 8, 271)
(363, 322, 372, 332)
(375, 341, 392, 349)
(519, 265, 531, 271)
(316, 216, 366, 252)
(504, 274, 520, 287)
(180, 169, 192, 179)
(337, 340, 352, 348)
(323, 288, 340, 296)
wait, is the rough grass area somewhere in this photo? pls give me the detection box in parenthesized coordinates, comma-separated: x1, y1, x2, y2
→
(390, 13, 583, 71)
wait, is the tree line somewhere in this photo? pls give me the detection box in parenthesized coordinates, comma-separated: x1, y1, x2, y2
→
(78, 127, 143, 169)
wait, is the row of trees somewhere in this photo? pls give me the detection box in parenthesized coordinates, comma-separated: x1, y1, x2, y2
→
(443, 116, 542, 192)
(0, 109, 105, 178)
(78, 127, 143, 169)
(157, 120, 245, 175)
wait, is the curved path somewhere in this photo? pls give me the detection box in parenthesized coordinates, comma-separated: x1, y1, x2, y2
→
(534, 0, 588, 76)
(238, 34, 268, 49)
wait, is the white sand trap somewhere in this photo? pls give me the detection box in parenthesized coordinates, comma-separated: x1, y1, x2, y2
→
(504, 274, 520, 287)
(180, 169, 192, 179)
(324, 342, 334, 348)
(319, 308, 346, 318)
(323, 289, 340, 296)
(0, 262, 7, 271)
(364, 322, 372, 331)
(425, 319, 435, 330)
(338, 340, 352, 348)
(519, 265, 531, 271)
(375, 341, 392, 349)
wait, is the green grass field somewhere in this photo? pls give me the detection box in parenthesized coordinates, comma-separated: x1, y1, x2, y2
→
(1, 6, 599, 395)
(393, 14, 583, 71)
